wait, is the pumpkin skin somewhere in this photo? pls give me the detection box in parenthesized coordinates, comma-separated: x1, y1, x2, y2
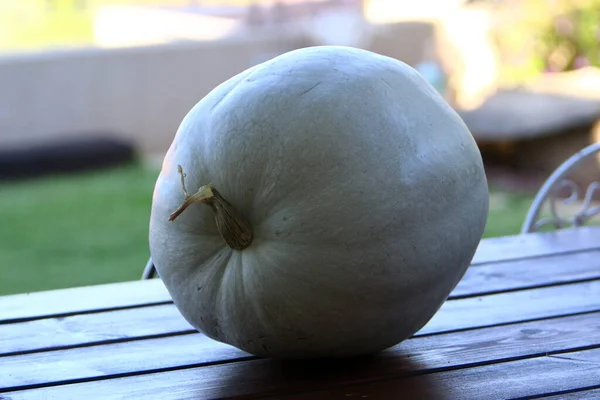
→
(149, 46, 489, 359)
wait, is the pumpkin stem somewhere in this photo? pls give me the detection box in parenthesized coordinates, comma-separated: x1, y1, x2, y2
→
(169, 165, 253, 250)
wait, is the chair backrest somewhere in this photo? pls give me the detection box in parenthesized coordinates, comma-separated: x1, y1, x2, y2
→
(521, 142, 600, 233)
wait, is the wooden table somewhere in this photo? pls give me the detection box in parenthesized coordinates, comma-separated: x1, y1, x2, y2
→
(2, 227, 600, 399)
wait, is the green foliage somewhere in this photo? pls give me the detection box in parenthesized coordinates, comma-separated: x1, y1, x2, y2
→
(0, 0, 94, 50)
(493, 0, 600, 84)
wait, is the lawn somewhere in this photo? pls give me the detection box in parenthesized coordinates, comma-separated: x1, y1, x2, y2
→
(0, 164, 159, 295)
(0, 163, 535, 296)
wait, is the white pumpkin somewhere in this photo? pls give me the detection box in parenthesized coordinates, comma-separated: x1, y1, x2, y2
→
(149, 46, 489, 359)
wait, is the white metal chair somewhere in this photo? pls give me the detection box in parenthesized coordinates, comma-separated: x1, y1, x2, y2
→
(521, 142, 600, 233)
(142, 258, 156, 279)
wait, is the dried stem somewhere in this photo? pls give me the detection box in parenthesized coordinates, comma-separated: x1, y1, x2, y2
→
(169, 165, 253, 250)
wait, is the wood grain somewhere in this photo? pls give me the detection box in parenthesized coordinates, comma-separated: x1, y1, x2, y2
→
(471, 226, 600, 265)
(421, 280, 600, 335)
(0, 279, 170, 324)
(5, 346, 600, 399)
(0, 304, 194, 356)
(282, 349, 600, 400)
(453, 250, 600, 298)
(3, 280, 600, 357)
(2, 230, 600, 398)
(540, 388, 600, 399)
(2, 311, 599, 392)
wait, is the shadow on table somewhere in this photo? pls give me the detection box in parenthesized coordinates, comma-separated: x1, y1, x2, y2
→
(214, 349, 447, 399)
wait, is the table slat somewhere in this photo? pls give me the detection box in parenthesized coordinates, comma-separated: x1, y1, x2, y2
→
(3, 279, 600, 358)
(0, 279, 170, 324)
(5, 346, 600, 399)
(453, 249, 600, 298)
(0, 305, 193, 356)
(2, 227, 598, 324)
(472, 226, 600, 265)
(541, 388, 600, 399)
(2, 311, 599, 392)
(421, 280, 600, 335)
(282, 349, 600, 400)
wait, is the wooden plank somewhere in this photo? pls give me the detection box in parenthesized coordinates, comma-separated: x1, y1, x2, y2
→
(281, 349, 600, 400)
(0, 304, 194, 356)
(2, 311, 599, 392)
(0, 279, 170, 324)
(3, 279, 600, 358)
(422, 280, 600, 335)
(8, 249, 597, 333)
(0, 333, 246, 391)
(2, 228, 599, 324)
(453, 250, 600, 298)
(472, 226, 600, 265)
(541, 388, 600, 399)
(5, 346, 600, 399)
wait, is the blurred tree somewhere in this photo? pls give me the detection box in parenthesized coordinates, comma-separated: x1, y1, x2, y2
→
(45, 0, 87, 12)
(492, 0, 600, 84)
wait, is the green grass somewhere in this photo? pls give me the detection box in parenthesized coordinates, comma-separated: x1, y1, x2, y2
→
(0, 163, 536, 296)
(485, 189, 534, 237)
(0, 164, 159, 295)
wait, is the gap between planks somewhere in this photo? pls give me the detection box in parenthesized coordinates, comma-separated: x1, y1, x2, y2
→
(533, 386, 600, 399)
(4, 340, 600, 399)
(471, 226, 600, 265)
(2, 310, 600, 393)
(2, 279, 600, 358)
(2, 245, 599, 327)
(278, 349, 600, 400)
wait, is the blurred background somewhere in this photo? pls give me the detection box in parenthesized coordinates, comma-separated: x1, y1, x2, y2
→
(1, 0, 599, 295)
